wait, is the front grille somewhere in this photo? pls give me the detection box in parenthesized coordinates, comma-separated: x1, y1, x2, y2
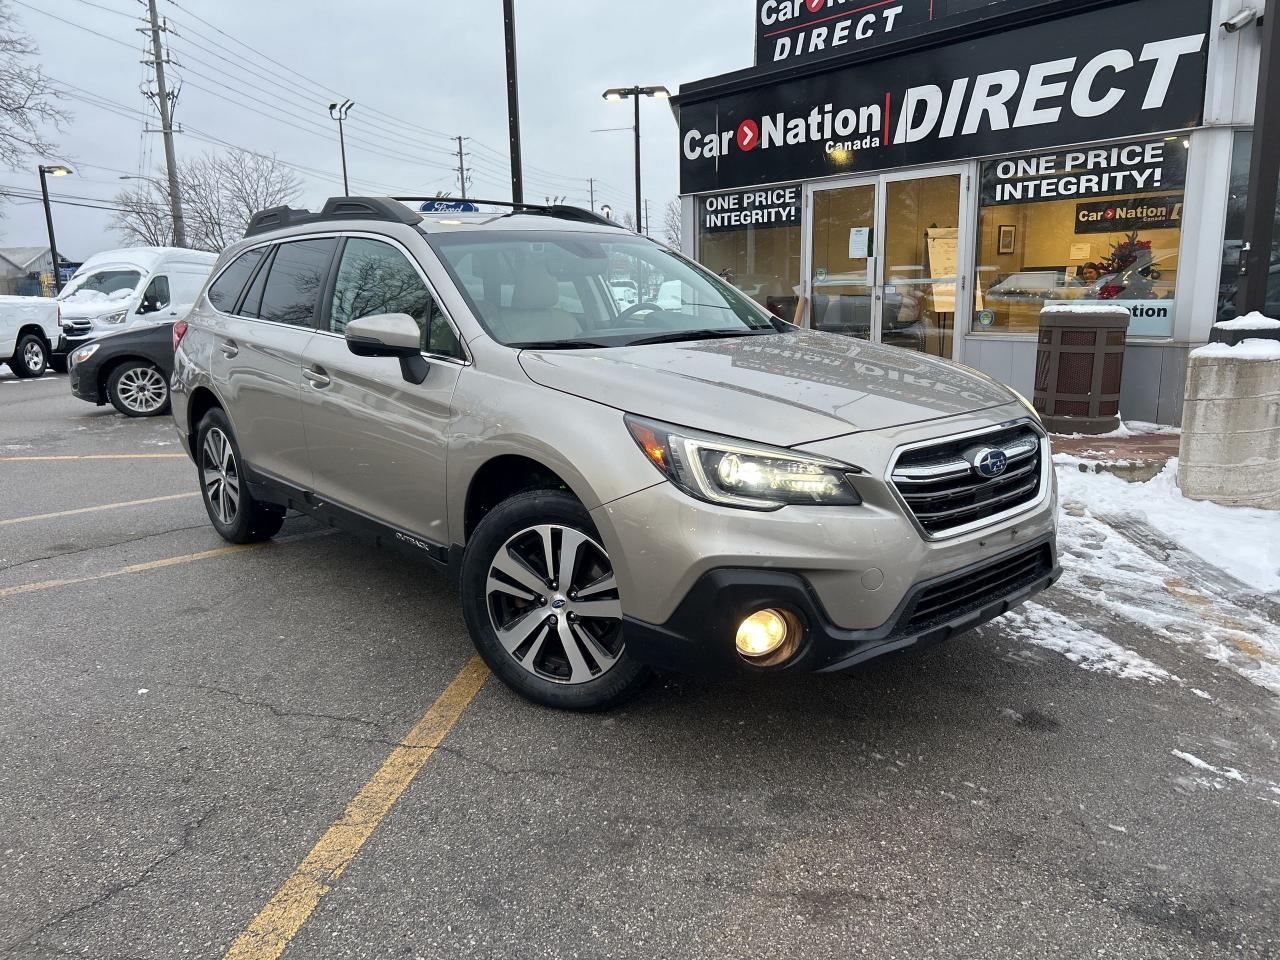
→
(63, 320, 93, 336)
(891, 424, 1044, 536)
(905, 543, 1052, 634)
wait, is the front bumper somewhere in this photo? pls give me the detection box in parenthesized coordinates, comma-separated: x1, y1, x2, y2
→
(68, 361, 102, 404)
(622, 535, 1060, 675)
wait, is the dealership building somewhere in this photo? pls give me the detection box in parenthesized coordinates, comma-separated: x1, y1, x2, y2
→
(674, 0, 1266, 424)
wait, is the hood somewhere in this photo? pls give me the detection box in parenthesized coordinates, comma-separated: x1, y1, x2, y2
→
(58, 294, 136, 321)
(517, 330, 1016, 447)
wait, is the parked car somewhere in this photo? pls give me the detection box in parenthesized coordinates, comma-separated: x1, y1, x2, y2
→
(172, 197, 1059, 711)
(55, 247, 217, 359)
(68, 322, 175, 417)
(0, 294, 60, 377)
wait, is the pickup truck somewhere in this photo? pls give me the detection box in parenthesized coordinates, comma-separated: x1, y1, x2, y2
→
(0, 295, 61, 378)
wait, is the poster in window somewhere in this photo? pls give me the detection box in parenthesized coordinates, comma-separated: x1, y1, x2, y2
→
(997, 225, 1017, 255)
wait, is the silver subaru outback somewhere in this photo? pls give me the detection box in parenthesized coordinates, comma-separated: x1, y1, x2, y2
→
(171, 197, 1059, 710)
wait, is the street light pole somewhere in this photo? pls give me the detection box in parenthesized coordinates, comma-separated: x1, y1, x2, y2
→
(37, 164, 73, 294)
(329, 100, 354, 197)
(602, 85, 670, 234)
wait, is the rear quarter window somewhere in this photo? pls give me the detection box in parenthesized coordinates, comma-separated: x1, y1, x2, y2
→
(207, 248, 267, 314)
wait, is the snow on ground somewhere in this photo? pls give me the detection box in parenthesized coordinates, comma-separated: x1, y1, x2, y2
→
(1043, 456, 1280, 695)
(1171, 750, 1247, 783)
(1001, 602, 1171, 682)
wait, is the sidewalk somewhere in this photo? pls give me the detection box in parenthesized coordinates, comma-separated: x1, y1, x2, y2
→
(1050, 422, 1181, 482)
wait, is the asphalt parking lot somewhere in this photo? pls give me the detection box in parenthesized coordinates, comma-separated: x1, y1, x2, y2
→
(2, 370, 1279, 960)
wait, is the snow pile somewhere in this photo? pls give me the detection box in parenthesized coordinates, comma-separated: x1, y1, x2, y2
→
(1056, 457, 1280, 594)
(1213, 311, 1280, 331)
(1040, 303, 1131, 315)
(60, 287, 134, 304)
(1190, 339, 1280, 361)
(1171, 750, 1246, 783)
(1001, 602, 1171, 681)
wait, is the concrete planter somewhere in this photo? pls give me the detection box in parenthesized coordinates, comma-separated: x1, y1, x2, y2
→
(1178, 350, 1280, 509)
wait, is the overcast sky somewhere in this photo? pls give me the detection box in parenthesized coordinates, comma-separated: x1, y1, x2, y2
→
(6, 0, 754, 259)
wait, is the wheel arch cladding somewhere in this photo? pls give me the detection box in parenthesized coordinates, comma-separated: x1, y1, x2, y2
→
(464, 455, 576, 541)
(17, 323, 51, 346)
(187, 386, 224, 441)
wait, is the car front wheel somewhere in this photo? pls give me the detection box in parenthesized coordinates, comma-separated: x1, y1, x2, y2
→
(461, 489, 649, 711)
(108, 361, 171, 417)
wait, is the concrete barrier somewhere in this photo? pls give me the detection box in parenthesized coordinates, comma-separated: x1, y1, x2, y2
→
(1178, 339, 1280, 509)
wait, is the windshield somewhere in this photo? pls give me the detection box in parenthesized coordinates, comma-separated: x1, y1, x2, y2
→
(429, 230, 781, 348)
(59, 269, 143, 303)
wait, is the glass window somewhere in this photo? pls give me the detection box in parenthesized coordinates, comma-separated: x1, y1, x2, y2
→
(697, 187, 802, 321)
(140, 275, 170, 312)
(207, 248, 266, 314)
(974, 138, 1186, 338)
(258, 238, 337, 328)
(1217, 131, 1280, 321)
(431, 230, 777, 348)
(58, 269, 143, 305)
(329, 238, 462, 359)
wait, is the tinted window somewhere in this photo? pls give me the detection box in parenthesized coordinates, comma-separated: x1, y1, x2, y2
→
(258, 238, 337, 328)
(329, 238, 462, 358)
(239, 248, 274, 319)
(207, 248, 266, 314)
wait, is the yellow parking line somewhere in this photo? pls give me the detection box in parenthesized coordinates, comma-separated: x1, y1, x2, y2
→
(222, 656, 491, 960)
(0, 543, 263, 599)
(0, 453, 187, 462)
(0, 492, 200, 526)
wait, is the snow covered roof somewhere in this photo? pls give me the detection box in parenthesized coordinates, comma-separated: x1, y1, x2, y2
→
(0, 246, 51, 271)
(74, 246, 218, 274)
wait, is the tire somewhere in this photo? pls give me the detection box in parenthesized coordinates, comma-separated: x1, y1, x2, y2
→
(461, 489, 649, 711)
(10, 333, 47, 378)
(107, 360, 171, 417)
(195, 408, 285, 544)
(49, 354, 68, 374)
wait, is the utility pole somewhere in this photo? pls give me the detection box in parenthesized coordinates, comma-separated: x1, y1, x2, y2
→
(644, 198, 650, 236)
(456, 135, 468, 199)
(1238, 0, 1278, 315)
(632, 92, 642, 233)
(144, 0, 185, 247)
(588, 178, 595, 211)
(502, 0, 524, 205)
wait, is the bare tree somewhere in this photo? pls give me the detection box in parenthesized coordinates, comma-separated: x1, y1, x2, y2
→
(0, 2, 68, 171)
(662, 199, 682, 250)
(111, 149, 303, 252)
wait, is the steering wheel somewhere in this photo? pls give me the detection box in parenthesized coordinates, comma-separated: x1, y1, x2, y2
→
(617, 301, 666, 324)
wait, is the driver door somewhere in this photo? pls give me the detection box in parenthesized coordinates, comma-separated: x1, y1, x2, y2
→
(300, 236, 465, 546)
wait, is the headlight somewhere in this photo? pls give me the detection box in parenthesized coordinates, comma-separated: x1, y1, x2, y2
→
(72, 343, 100, 365)
(100, 310, 128, 325)
(1010, 388, 1042, 424)
(625, 415, 862, 510)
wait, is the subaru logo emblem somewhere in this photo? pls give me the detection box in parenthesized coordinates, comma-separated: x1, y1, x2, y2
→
(969, 447, 1008, 479)
(551, 597, 567, 609)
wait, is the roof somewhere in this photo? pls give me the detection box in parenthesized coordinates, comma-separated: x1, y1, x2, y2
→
(75, 246, 218, 274)
(0, 246, 51, 270)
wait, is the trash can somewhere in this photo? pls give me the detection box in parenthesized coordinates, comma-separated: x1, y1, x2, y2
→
(1033, 304, 1131, 434)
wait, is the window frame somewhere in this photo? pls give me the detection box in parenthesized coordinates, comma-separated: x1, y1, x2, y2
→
(316, 233, 470, 366)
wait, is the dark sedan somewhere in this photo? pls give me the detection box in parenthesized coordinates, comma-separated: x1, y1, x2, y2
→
(68, 322, 175, 418)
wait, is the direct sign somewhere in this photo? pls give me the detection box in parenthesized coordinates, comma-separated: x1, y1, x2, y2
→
(1074, 195, 1184, 233)
(754, 0, 1063, 73)
(700, 185, 802, 233)
(681, 0, 1209, 195)
(980, 138, 1188, 206)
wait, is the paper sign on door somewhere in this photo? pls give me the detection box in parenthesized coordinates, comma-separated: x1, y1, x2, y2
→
(848, 227, 870, 260)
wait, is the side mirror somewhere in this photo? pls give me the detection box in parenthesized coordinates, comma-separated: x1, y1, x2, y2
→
(139, 297, 162, 315)
(344, 312, 429, 384)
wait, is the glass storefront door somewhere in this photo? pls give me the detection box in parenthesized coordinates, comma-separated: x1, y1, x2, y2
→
(804, 168, 968, 358)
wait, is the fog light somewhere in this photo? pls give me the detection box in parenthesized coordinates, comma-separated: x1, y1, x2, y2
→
(735, 608, 795, 661)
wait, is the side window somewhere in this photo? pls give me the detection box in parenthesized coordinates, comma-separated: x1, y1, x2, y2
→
(258, 238, 337, 328)
(140, 275, 171, 313)
(207, 247, 266, 313)
(329, 238, 463, 359)
(239, 248, 274, 319)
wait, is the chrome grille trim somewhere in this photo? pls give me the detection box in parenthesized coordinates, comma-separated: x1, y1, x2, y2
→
(886, 419, 1050, 540)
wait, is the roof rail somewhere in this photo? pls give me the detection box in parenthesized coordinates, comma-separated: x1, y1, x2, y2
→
(392, 195, 622, 229)
(243, 196, 424, 238)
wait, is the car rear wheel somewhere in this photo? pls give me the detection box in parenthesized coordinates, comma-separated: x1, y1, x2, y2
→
(108, 361, 170, 417)
(461, 489, 649, 711)
(10, 333, 47, 378)
(196, 408, 285, 544)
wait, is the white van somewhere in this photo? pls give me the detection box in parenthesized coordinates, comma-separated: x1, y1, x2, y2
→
(56, 247, 218, 360)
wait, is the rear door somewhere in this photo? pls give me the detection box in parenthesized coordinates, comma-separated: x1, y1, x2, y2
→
(300, 235, 464, 545)
(207, 237, 338, 490)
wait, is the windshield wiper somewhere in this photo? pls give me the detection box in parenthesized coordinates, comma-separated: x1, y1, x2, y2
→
(625, 328, 775, 347)
(508, 338, 614, 350)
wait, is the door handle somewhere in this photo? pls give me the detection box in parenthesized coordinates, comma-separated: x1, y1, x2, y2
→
(303, 365, 331, 388)
(218, 339, 239, 358)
